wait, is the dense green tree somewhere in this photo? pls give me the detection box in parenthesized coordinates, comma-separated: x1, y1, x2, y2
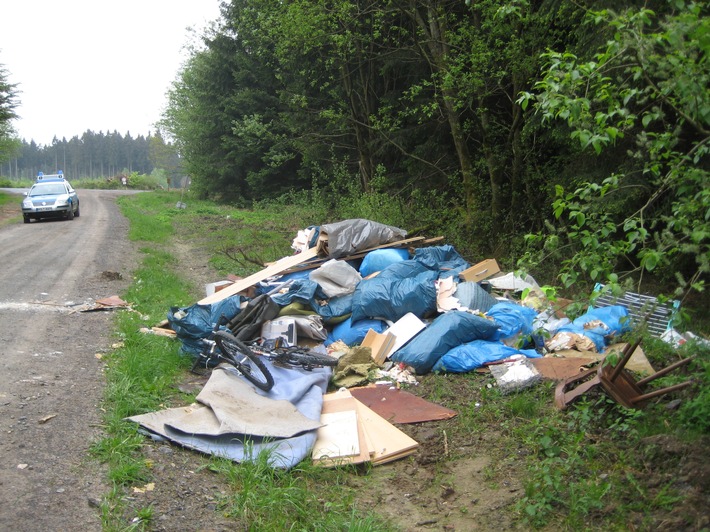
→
(520, 1, 709, 299)
(0, 60, 20, 164)
(2, 130, 159, 180)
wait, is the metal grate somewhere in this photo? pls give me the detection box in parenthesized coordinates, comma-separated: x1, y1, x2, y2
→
(592, 284, 679, 338)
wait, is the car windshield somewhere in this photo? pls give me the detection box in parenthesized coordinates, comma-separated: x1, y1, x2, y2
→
(30, 184, 65, 196)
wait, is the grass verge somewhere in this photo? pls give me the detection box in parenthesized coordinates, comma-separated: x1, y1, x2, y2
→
(93, 190, 710, 531)
(92, 191, 393, 530)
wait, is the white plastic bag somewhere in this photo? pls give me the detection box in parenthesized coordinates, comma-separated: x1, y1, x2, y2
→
(309, 259, 362, 298)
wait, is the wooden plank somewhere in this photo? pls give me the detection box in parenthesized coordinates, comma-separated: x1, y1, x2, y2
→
(313, 391, 371, 467)
(198, 247, 320, 305)
(281, 236, 444, 274)
(361, 329, 396, 366)
(311, 411, 360, 460)
(353, 398, 418, 465)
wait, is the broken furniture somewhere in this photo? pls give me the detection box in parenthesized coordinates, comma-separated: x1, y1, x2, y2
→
(555, 340, 695, 409)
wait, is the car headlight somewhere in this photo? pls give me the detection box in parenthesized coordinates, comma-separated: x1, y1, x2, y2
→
(22, 199, 33, 208)
(55, 195, 70, 206)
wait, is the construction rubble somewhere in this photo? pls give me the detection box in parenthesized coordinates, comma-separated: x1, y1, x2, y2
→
(129, 219, 685, 468)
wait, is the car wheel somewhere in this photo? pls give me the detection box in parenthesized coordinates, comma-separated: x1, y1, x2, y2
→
(23, 215, 30, 224)
(75, 203, 80, 217)
(67, 204, 75, 220)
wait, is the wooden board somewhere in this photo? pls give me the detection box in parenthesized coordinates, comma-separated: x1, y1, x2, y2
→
(353, 398, 418, 465)
(361, 329, 396, 366)
(312, 391, 371, 467)
(311, 411, 360, 460)
(198, 247, 320, 305)
(350, 386, 457, 424)
(313, 390, 419, 467)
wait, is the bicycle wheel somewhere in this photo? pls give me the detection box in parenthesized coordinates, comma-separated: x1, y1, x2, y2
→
(214, 331, 274, 392)
(280, 348, 338, 369)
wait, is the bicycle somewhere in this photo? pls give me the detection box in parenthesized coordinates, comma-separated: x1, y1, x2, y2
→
(245, 337, 339, 372)
(192, 318, 275, 392)
(192, 318, 338, 393)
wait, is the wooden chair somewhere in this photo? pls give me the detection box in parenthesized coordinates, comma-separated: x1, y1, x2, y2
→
(555, 340, 695, 409)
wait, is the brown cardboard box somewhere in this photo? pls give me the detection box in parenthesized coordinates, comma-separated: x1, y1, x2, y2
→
(459, 259, 501, 283)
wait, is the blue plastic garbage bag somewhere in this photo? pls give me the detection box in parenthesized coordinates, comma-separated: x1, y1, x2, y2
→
(573, 305, 631, 339)
(391, 310, 500, 374)
(167, 295, 242, 356)
(488, 301, 538, 341)
(413, 245, 469, 275)
(325, 316, 387, 346)
(454, 282, 498, 313)
(271, 279, 325, 307)
(314, 292, 354, 323)
(359, 248, 409, 277)
(350, 266, 438, 322)
(433, 340, 541, 373)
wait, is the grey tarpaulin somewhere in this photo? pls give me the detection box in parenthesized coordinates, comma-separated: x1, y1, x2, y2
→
(320, 219, 407, 259)
(128, 362, 331, 469)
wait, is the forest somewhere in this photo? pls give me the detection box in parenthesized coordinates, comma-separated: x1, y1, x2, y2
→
(1, 0, 707, 305)
(1, 130, 182, 183)
(159, 0, 708, 305)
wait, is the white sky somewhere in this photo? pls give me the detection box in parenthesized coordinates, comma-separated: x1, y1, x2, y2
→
(0, 0, 222, 146)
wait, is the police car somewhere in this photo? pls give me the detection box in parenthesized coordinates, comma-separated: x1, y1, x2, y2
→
(21, 171, 80, 223)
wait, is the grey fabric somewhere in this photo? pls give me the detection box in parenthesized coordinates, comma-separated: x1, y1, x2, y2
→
(128, 361, 331, 468)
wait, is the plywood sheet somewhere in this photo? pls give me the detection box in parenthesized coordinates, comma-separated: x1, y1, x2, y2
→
(350, 386, 457, 424)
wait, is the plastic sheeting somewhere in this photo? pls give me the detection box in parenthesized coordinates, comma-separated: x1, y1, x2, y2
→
(320, 219, 408, 259)
(390, 310, 500, 374)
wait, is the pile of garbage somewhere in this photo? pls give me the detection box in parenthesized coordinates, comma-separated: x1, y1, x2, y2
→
(131, 219, 668, 468)
(167, 219, 637, 381)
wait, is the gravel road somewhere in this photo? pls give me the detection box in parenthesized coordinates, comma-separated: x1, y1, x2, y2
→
(0, 189, 139, 531)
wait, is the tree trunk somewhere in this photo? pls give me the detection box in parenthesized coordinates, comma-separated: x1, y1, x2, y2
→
(409, 0, 479, 221)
